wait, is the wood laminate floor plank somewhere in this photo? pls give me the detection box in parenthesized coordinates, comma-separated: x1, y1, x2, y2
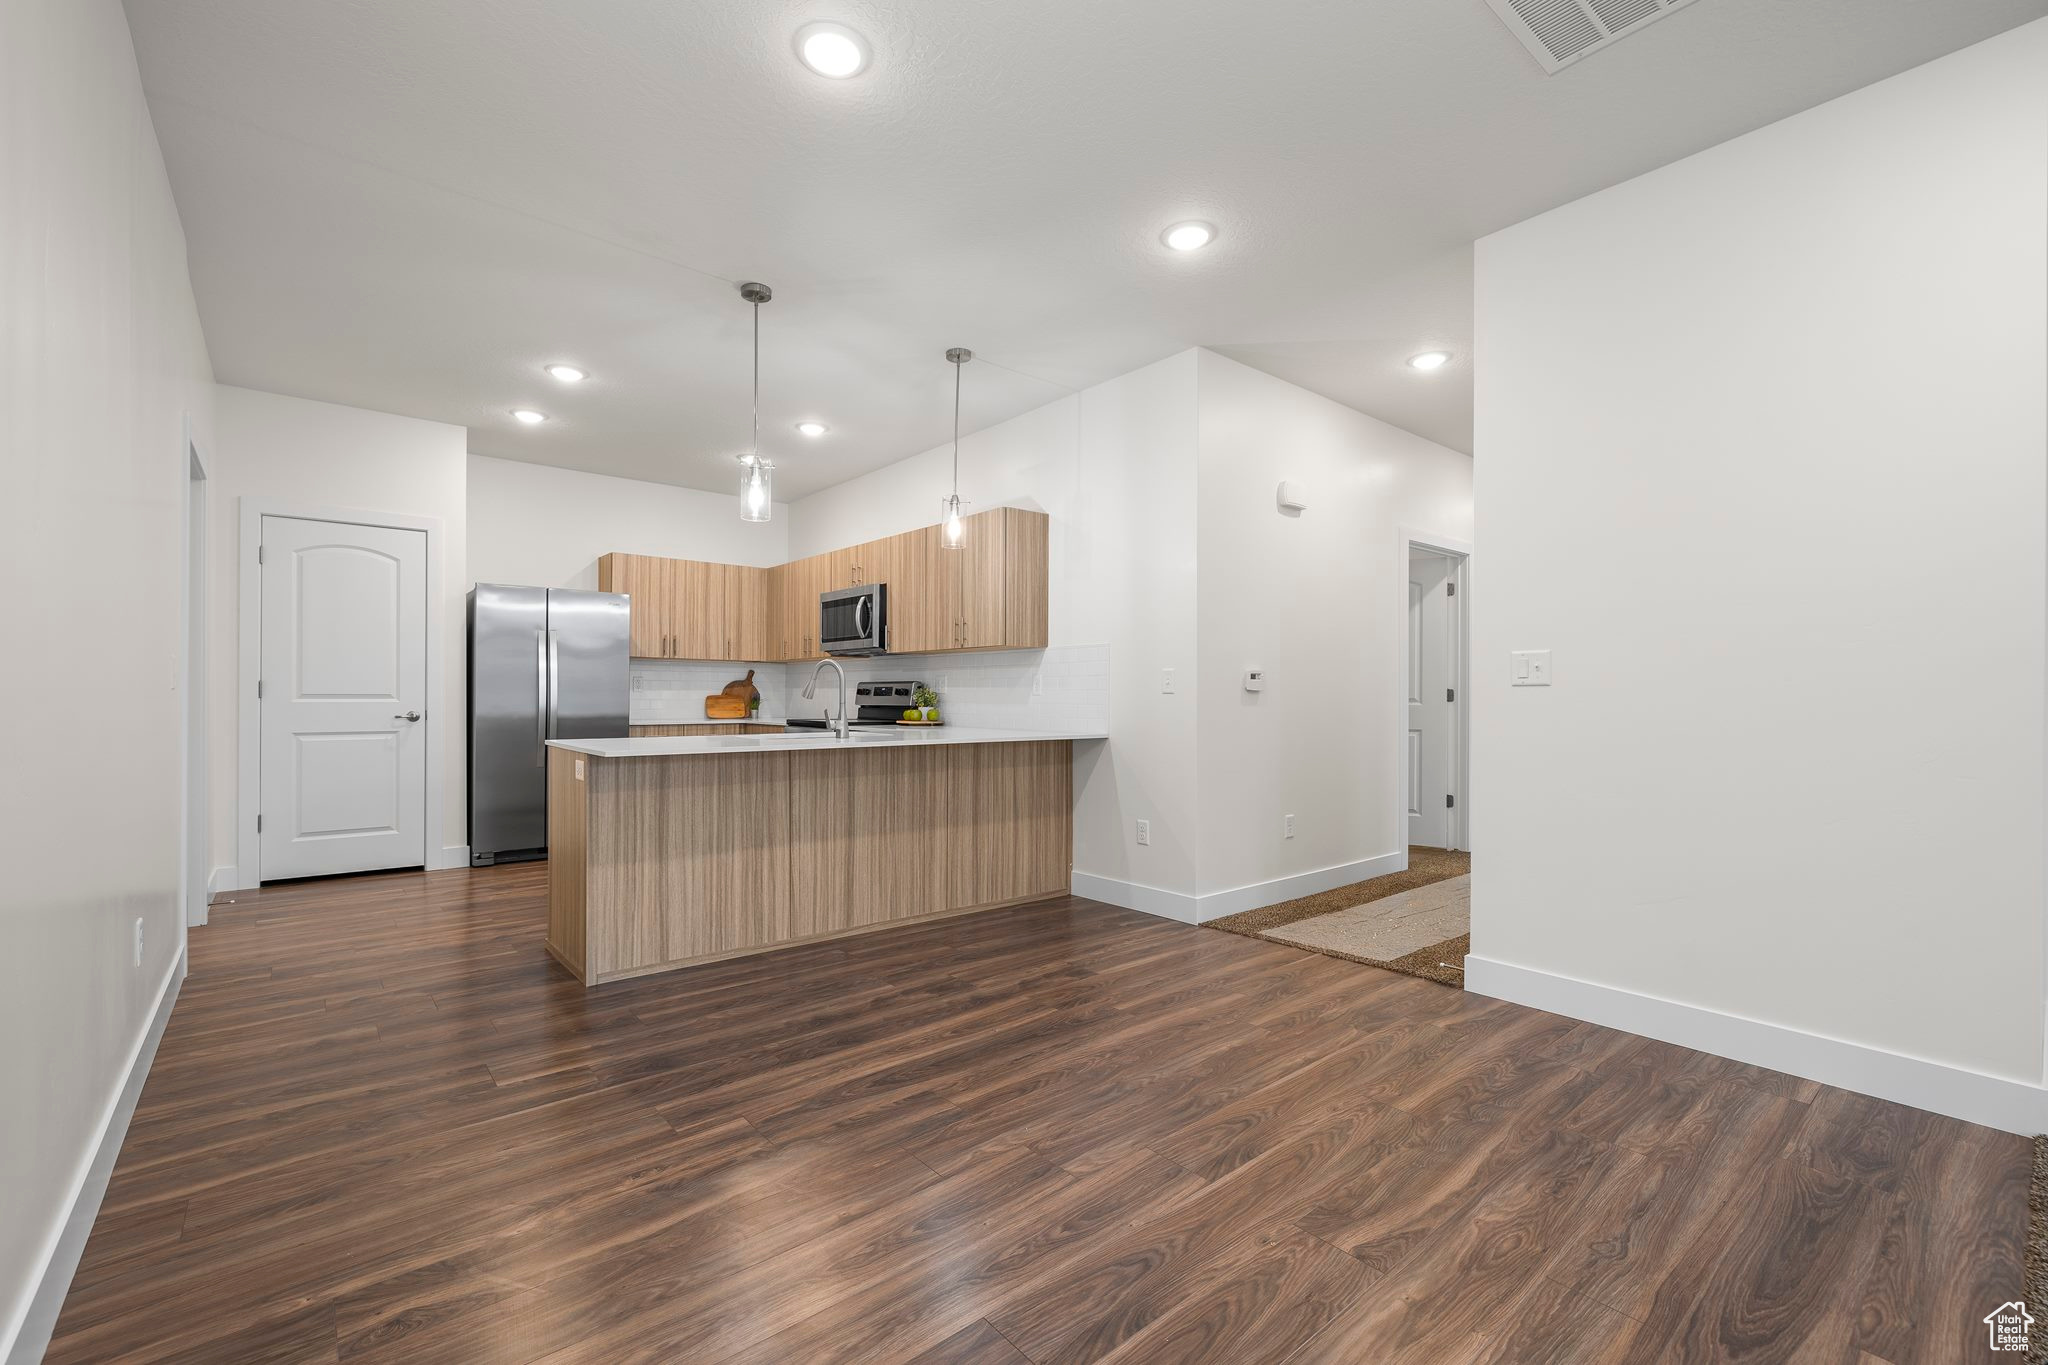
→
(46, 862, 2027, 1365)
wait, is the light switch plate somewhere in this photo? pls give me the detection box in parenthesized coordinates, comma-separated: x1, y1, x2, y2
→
(1161, 668, 1176, 695)
(1511, 650, 1553, 686)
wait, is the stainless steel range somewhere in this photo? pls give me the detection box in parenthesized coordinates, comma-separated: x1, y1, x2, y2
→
(784, 679, 925, 731)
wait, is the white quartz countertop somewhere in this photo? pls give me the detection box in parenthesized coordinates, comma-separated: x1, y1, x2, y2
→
(548, 726, 1107, 758)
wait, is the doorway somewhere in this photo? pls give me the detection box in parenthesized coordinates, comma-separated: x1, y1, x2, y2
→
(1403, 537, 1468, 852)
(238, 503, 441, 884)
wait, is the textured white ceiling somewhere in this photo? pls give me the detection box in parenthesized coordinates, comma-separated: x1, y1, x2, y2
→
(127, 0, 2044, 495)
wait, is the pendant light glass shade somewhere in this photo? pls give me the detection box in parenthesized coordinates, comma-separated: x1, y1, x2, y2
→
(941, 347, 971, 549)
(736, 281, 773, 523)
(740, 455, 774, 522)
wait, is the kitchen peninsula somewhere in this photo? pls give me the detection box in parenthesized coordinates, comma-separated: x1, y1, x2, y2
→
(543, 728, 1104, 985)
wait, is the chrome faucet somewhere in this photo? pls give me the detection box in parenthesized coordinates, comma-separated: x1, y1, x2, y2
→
(802, 658, 850, 739)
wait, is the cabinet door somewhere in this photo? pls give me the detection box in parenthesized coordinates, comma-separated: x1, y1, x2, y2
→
(727, 566, 768, 661)
(887, 525, 959, 654)
(666, 560, 719, 659)
(791, 554, 830, 657)
(826, 546, 861, 589)
(765, 564, 792, 661)
(958, 508, 1048, 650)
(599, 554, 672, 658)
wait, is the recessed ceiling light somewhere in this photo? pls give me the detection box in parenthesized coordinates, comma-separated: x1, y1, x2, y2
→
(511, 409, 548, 424)
(795, 22, 870, 78)
(1408, 351, 1452, 371)
(544, 364, 585, 383)
(1162, 221, 1216, 252)
(795, 421, 829, 437)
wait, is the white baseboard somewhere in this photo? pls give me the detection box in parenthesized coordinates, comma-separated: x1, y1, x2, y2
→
(1193, 851, 1407, 922)
(1070, 872, 1199, 923)
(1073, 850, 1410, 927)
(436, 845, 472, 871)
(1465, 954, 2048, 1136)
(3, 947, 185, 1365)
(206, 865, 241, 899)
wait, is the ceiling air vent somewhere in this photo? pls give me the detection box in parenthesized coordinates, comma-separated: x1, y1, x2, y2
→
(1484, 0, 1700, 73)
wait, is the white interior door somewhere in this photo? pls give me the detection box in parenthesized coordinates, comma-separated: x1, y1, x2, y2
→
(1408, 551, 1454, 848)
(260, 514, 428, 879)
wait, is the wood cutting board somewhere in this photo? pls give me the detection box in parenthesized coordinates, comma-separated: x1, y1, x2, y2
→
(706, 669, 758, 719)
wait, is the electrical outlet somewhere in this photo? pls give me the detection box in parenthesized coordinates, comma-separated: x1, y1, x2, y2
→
(132, 917, 144, 968)
(1284, 814, 1296, 840)
(1135, 819, 1151, 847)
(1031, 671, 1045, 697)
(1161, 668, 1176, 695)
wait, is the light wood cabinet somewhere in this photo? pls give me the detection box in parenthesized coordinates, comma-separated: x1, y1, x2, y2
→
(547, 740, 1073, 985)
(885, 525, 959, 654)
(598, 554, 672, 657)
(600, 506, 1046, 663)
(955, 507, 1048, 651)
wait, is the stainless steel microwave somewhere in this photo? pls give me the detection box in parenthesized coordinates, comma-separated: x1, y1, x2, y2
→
(820, 582, 887, 655)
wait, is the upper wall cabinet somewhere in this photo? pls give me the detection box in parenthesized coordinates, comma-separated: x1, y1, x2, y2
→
(597, 554, 766, 662)
(603, 507, 1047, 662)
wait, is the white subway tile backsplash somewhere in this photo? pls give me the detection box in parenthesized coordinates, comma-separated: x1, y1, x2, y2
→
(771, 644, 1109, 731)
(626, 646, 1108, 731)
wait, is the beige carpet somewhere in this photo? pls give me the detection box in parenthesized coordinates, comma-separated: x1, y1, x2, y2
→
(1206, 847, 1472, 987)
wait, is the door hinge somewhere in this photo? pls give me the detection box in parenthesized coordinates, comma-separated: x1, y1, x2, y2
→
(1446, 687, 1455, 703)
(256, 814, 263, 832)
(1446, 794, 1455, 809)
(256, 679, 263, 699)
(1445, 580, 1455, 596)
(257, 544, 265, 564)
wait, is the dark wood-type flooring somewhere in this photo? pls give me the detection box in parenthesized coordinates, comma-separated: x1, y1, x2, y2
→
(49, 863, 2027, 1363)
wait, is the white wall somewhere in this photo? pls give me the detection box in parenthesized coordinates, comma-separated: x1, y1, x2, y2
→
(1195, 352, 1473, 906)
(209, 386, 469, 876)
(0, 1, 215, 1358)
(467, 453, 787, 589)
(789, 352, 1203, 903)
(1470, 20, 2048, 1124)
(787, 349, 1475, 918)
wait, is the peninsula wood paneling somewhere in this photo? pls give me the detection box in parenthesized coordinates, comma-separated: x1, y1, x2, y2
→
(544, 749, 587, 977)
(555, 741, 1074, 983)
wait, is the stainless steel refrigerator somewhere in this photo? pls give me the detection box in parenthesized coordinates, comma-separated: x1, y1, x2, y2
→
(467, 584, 630, 865)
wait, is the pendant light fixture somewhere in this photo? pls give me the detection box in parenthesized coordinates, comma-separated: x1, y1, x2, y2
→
(940, 347, 971, 549)
(736, 281, 774, 523)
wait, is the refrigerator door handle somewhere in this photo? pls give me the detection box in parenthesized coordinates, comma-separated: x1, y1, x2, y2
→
(534, 629, 548, 766)
(547, 630, 561, 741)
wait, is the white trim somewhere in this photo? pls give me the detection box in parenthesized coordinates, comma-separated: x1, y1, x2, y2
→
(1466, 954, 2048, 1136)
(1071, 872, 1199, 924)
(236, 498, 446, 887)
(179, 417, 210, 927)
(207, 867, 237, 902)
(1074, 849, 1410, 926)
(1195, 851, 1408, 922)
(1397, 527, 1472, 853)
(438, 845, 472, 870)
(1, 948, 185, 1365)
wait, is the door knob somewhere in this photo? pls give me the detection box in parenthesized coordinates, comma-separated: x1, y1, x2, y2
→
(394, 711, 421, 722)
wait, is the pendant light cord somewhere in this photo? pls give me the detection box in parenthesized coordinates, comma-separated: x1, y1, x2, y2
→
(751, 300, 760, 460)
(952, 358, 961, 495)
